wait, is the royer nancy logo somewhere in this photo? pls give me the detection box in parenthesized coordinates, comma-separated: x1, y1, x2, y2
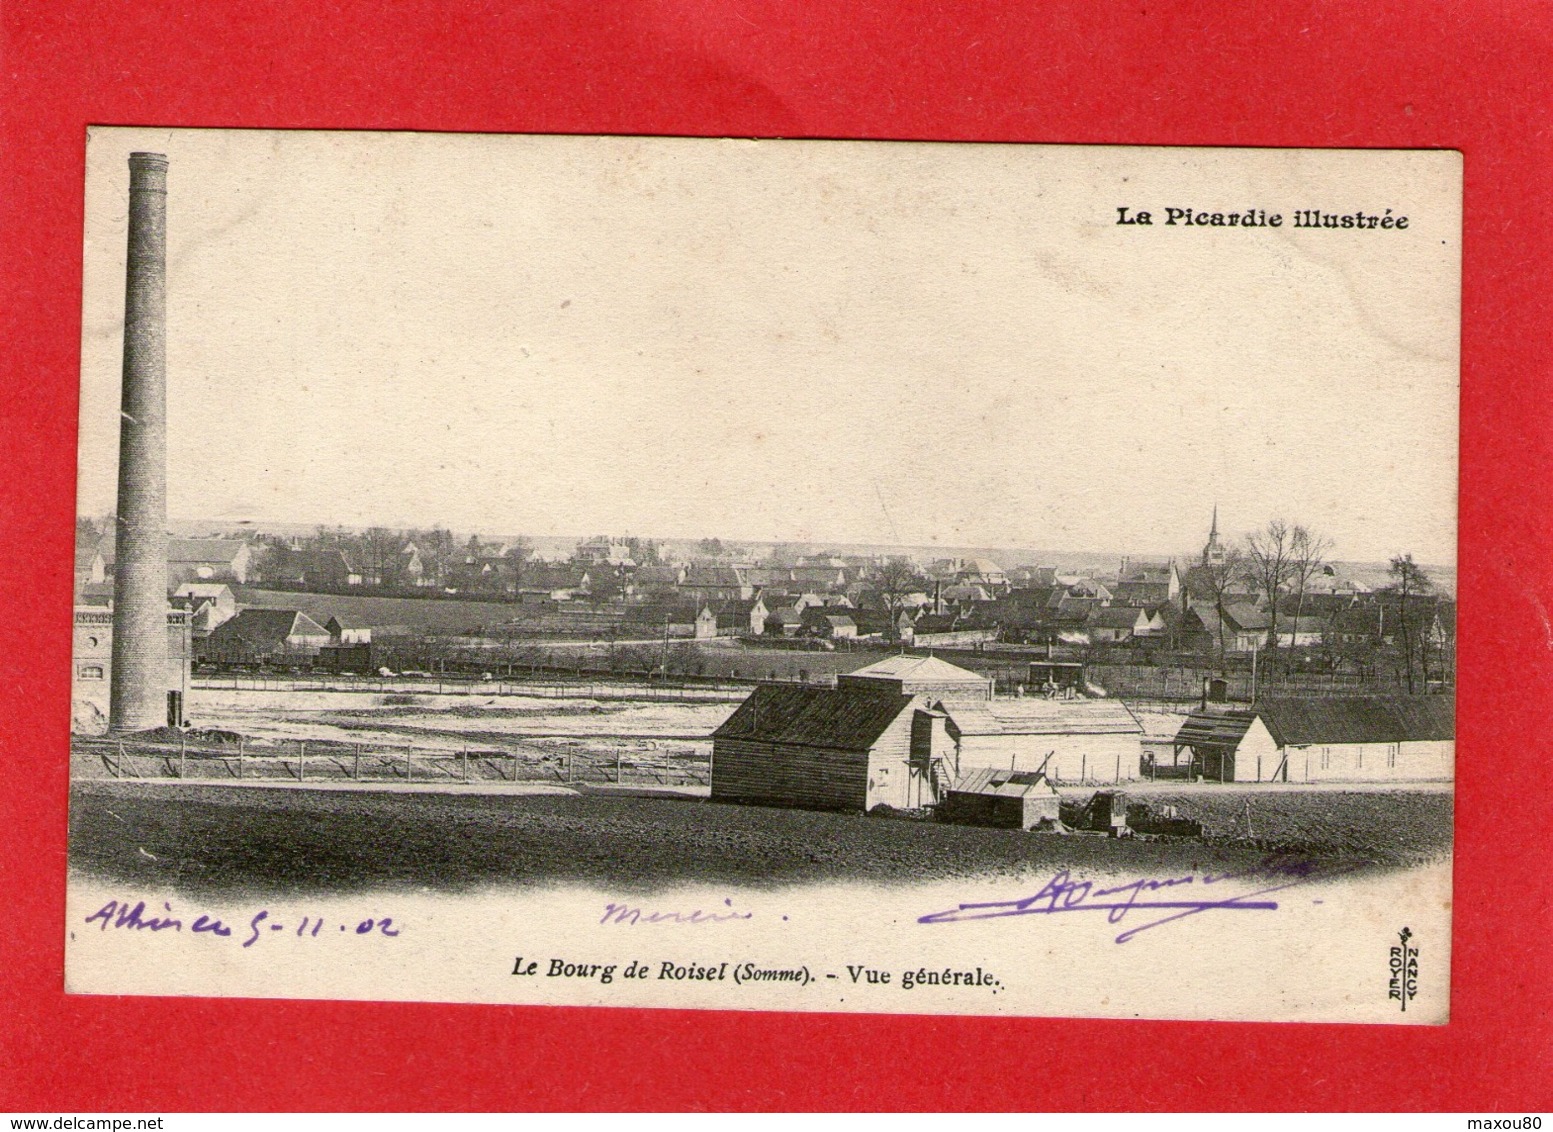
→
(1389, 927, 1419, 1011)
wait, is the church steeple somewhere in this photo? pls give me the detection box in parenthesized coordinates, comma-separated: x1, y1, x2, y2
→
(1203, 505, 1226, 568)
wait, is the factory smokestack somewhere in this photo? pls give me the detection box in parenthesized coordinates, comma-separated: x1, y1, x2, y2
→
(109, 152, 170, 733)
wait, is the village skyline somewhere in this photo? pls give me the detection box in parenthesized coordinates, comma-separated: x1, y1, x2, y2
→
(74, 509, 1458, 583)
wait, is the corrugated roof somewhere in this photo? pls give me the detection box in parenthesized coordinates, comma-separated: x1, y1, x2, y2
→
(1258, 696, 1454, 745)
(949, 767, 1058, 798)
(712, 684, 914, 750)
(945, 699, 1143, 736)
(1173, 707, 1258, 749)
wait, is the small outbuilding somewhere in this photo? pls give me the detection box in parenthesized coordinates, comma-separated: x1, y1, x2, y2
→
(836, 655, 993, 703)
(937, 767, 1060, 830)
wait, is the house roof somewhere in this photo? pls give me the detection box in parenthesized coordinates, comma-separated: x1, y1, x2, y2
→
(207, 608, 329, 649)
(1052, 596, 1101, 622)
(712, 684, 914, 750)
(1088, 606, 1146, 630)
(844, 655, 989, 685)
(632, 565, 684, 585)
(944, 699, 1143, 737)
(173, 583, 233, 599)
(941, 584, 993, 603)
(624, 601, 700, 624)
(745, 568, 793, 588)
(682, 566, 748, 587)
(168, 538, 249, 565)
(524, 564, 589, 589)
(959, 558, 1006, 576)
(1222, 602, 1270, 631)
(1257, 696, 1454, 746)
(274, 547, 357, 574)
(1175, 696, 1455, 749)
(790, 565, 846, 584)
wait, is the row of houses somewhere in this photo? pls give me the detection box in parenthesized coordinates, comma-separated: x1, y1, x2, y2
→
(709, 656, 1455, 815)
(78, 533, 254, 592)
(74, 530, 1450, 661)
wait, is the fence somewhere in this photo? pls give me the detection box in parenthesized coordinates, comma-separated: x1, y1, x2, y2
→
(191, 674, 750, 704)
(73, 735, 710, 789)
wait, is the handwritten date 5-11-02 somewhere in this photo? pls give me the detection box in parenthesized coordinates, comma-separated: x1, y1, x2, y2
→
(83, 899, 400, 946)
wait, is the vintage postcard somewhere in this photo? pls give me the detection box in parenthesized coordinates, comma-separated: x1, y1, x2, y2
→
(67, 129, 1459, 1023)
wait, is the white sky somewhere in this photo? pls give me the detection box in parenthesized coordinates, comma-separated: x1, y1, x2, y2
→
(77, 130, 1460, 563)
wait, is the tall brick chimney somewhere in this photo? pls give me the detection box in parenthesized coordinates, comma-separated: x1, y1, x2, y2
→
(109, 152, 170, 733)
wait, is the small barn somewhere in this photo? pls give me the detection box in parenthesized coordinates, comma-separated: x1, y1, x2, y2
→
(202, 608, 332, 665)
(941, 699, 1145, 784)
(1171, 696, 1455, 783)
(710, 683, 953, 812)
(937, 767, 1060, 830)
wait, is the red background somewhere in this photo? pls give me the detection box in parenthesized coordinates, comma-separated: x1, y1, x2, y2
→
(2, 0, 1550, 1112)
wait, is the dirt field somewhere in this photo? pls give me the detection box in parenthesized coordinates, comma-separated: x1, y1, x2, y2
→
(68, 780, 1451, 900)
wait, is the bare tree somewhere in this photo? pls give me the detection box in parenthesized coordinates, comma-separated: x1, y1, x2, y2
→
(1197, 543, 1247, 666)
(1246, 519, 1295, 654)
(875, 556, 924, 640)
(359, 526, 401, 587)
(1285, 524, 1334, 671)
(1386, 554, 1433, 693)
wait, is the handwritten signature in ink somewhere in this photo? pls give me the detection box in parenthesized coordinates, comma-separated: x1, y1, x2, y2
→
(918, 856, 1360, 943)
(83, 899, 400, 947)
(600, 897, 753, 926)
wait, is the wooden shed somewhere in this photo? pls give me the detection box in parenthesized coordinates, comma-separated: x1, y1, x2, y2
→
(710, 683, 952, 811)
(937, 767, 1060, 830)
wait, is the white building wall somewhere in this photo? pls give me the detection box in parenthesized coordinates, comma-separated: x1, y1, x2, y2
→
(1230, 717, 1284, 781)
(955, 731, 1141, 784)
(1287, 738, 1454, 783)
(864, 708, 921, 809)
